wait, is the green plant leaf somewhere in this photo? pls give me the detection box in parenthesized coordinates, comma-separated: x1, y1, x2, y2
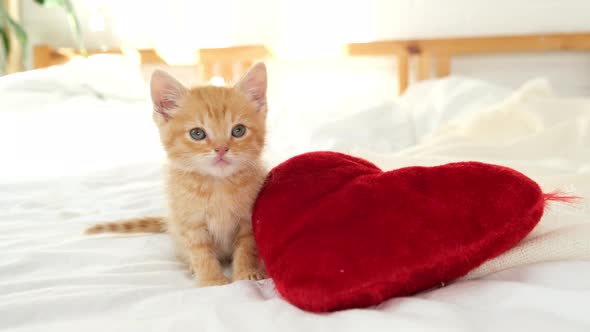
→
(0, 7, 9, 72)
(0, 2, 27, 59)
(33, 0, 67, 7)
(0, 27, 9, 58)
(62, 0, 86, 56)
(34, 0, 86, 56)
(1, 28, 8, 75)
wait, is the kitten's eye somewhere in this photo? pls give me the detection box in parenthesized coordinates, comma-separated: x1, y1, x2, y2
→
(231, 124, 247, 138)
(189, 128, 206, 141)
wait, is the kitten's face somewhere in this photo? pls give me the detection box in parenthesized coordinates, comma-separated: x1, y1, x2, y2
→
(150, 64, 268, 177)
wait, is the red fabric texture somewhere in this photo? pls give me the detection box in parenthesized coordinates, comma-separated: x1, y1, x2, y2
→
(252, 151, 552, 312)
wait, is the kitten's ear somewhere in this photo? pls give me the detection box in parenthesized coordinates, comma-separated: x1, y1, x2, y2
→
(235, 62, 267, 112)
(150, 69, 187, 120)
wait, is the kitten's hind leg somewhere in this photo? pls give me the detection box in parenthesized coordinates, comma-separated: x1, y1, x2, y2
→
(232, 219, 265, 281)
(181, 223, 230, 287)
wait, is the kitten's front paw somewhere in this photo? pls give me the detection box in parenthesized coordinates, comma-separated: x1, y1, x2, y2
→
(198, 276, 231, 287)
(234, 269, 266, 281)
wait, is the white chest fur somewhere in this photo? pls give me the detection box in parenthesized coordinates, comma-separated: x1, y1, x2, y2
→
(166, 176, 247, 259)
(166, 166, 265, 260)
(203, 189, 240, 257)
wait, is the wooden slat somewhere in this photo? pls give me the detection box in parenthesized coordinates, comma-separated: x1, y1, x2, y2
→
(435, 54, 451, 77)
(417, 53, 431, 81)
(418, 32, 590, 54)
(33, 45, 271, 68)
(346, 41, 407, 56)
(397, 53, 409, 95)
(32, 45, 51, 69)
(220, 63, 234, 84)
(139, 49, 167, 64)
(349, 32, 590, 57)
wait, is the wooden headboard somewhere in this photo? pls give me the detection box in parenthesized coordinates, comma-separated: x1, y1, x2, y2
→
(32, 32, 590, 95)
(348, 32, 590, 94)
(33, 44, 271, 85)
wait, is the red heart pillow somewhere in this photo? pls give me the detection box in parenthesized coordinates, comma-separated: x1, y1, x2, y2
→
(252, 151, 569, 312)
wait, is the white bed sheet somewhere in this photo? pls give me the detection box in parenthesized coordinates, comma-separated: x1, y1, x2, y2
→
(1, 59, 589, 332)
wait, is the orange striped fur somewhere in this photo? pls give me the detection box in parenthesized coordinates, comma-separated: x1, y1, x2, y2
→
(85, 216, 165, 234)
(85, 63, 269, 287)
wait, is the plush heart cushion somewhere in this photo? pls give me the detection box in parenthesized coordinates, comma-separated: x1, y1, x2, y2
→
(252, 152, 558, 312)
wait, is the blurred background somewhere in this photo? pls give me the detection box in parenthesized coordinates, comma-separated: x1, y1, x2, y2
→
(2, 0, 590, 95)
(1, 0, 589, 180)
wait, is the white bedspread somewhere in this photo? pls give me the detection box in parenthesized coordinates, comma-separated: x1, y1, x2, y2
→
(1, 60, 589, 332)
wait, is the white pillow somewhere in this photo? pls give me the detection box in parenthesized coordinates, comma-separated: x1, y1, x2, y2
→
(400, 76, 512, 142)
(0, 54, 148, 102)
(309, 102, 415, 154)
(307, 76, 513, 155)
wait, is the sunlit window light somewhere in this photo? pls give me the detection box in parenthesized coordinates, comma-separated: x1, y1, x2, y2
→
(154, 46, 200, 66)
(88, 14, 105, 32)
(271, 42, 347, 60)
(208, 76, 226, 86)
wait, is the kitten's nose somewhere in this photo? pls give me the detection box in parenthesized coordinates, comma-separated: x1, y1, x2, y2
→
(214, 146, 229, 156)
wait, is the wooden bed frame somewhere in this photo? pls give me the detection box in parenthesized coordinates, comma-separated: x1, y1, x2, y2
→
(32, 32, 590, 95)
(32, 44, 272, 85)
(348, 32, 590, 94)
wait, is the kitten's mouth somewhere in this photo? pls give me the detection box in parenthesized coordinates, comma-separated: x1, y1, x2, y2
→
(213, 158, 231, 167)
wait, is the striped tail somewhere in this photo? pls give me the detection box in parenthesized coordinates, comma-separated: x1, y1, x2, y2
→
(85, 216, 166, 235)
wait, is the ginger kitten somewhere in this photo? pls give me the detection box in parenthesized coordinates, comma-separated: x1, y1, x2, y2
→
(86, 63, 269, 286)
